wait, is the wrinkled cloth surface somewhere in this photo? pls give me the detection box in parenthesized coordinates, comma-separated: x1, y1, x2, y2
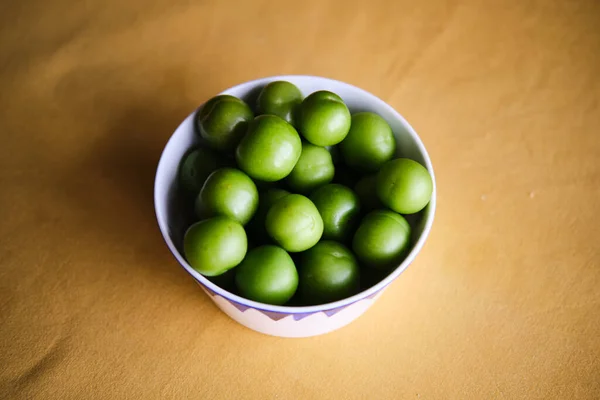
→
(1, 0, 599, 399)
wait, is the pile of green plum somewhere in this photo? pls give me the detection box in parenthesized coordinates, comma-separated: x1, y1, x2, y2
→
(179, 81, 433, 306)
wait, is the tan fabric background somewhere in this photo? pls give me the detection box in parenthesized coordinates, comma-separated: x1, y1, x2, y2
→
(1, 0, 599, 398)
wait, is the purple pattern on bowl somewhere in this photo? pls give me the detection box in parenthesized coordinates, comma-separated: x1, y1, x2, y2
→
(195, 277, 386, 322)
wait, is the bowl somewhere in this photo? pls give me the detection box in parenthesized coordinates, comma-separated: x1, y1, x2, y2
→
(154, 75, 436, 337)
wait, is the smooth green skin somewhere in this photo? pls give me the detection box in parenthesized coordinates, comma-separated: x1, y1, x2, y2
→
(235, 115, 302, 182)
(197, 95, 253, 151)
(354, 175, 384, 212)
(298, 241, 360, 305)
(256, 81, 303, 125)
(235, 245, 298, 305)
(195, 168, 258, 225)
(352, 210, 411, 270)
(246, 188, 290, 243)
(183, 217, 247, 276)
(298, 91, 351, 147)
(340, 112, 396, 173)
(286, 142, 335, 193)
(265, 194, 323, 252)
(178, 147, 231, 196)
(376, 158, 433, 214)
(198, 95, 242, 119)
(309, 184, 361, 242)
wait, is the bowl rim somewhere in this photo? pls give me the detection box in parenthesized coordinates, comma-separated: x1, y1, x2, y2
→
(154, 74, 437, 314)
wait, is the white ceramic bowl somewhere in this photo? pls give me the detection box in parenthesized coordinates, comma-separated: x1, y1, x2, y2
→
(154, 75, 436, 337)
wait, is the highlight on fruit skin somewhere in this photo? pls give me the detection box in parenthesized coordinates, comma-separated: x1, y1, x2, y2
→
(195, 94, 254, 151)
(177, 84, 433, 307)
(376, 158, 433, 215)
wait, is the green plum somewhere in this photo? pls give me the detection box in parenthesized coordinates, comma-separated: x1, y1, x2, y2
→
(352, 210, 411, 270)
(376, 158, 433, 214)
(256, 81, 303, 125)
(195, 168, 258, 225)
(259, 188, 291, 211)
(235, 115, 302, 182)
(298, 241, 360, 305)
(178, 147, 232, 196)
(354, 175, 384, 212)
(246, 188, 290, 243)
(265, 194, 323, 252)
(298, 91, 351, 146)
(235, 245, 298, 305)
(184, 216, 247, 276)
(340, 112, 396, 173)
(196, 95, 253, 151)
(309, 184, 361, 242)
(286, 142, 335, 193)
